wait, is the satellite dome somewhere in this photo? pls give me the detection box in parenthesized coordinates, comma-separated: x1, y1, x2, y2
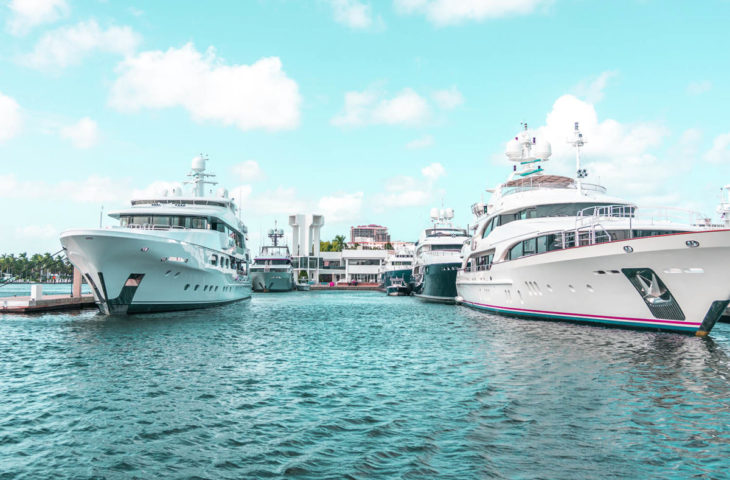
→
(430, 207, 439, 220)
(192, 155, 206, 172)
(444, 208, 454, 219)
(534, 139, 552, 159)
(217, 187, 228, 198)
(170, 186, 182, 197)
(505, 138, 522, 161)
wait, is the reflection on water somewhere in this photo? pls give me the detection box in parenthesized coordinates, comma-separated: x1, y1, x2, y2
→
(2, 292, 730, 478)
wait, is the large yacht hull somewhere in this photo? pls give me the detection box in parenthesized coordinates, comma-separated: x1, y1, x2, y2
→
(251, 271, 294, 292)
(456, 230, 730, 335)
(414, 262, 460, 304)
(60, 229, 252, 315)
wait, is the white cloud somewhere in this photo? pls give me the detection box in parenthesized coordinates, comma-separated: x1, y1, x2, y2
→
(687, 80, 712, 96)
(59, 117, 99, 149)
(571, 71, 617, 104)
(533, 94, 671, 197)
(432, 86, 463, 109)
(0, 91, 22, 142)
(232, 160, 266, 182)
(406, 134, 434, 149)
(110, 43, 301, 131)
(15, 224, 58, 238)
(0, 174, 130, 204)
(394, 0, 552, 25)
(236, 186, 308, 216)
(6, 0, 68, 35)
(329, 0, 377, 29)
(372, 88, 430, 125)
(22, 20, 141, 70)
(131, 180, 183, 199)
(705, 132, 730, 164)
(318, 192, 364, 223)
(57, 176, 130, 203)
(373, 162, 446, 209)
(332, 87, 430, 127)
(421, 162, 445, 181)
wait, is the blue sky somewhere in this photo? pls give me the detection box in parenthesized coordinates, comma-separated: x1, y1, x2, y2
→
(1, 0, 729, 254)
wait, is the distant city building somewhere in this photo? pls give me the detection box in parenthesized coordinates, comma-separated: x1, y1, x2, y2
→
(350, 224, 391, 247)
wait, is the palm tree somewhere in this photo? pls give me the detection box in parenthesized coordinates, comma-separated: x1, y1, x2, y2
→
(332, 235, 346, 252)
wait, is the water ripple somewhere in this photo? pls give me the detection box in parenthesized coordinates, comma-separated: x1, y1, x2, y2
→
(2, 291, 730, 478)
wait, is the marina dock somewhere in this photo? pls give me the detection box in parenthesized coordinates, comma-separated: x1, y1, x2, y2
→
(1, 270, 96, 313)
(1, 294, 96, 313)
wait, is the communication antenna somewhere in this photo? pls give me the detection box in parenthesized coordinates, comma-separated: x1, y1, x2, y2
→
(570, 122, 588, 194)
(99, 205, 104, 228)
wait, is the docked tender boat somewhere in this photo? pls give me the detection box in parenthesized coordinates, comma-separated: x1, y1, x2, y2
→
(411, 208, 470, 303)
(60, 156, 252, 314)
(250, 225, 294, 292)
(379, 246, 414, 296)
(456, 123, 730, 335)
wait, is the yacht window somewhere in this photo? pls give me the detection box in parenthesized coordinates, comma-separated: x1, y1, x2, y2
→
(523, 238, 537, 256)
(190, 217, 207, 229)
(482, 218, 495, 238)
(210, 254, 218, 266)
(153, 216, 171, 226)
(508, 242, 524, 260)
(431, 244, 463, 251)
(132, 215, 151, 225)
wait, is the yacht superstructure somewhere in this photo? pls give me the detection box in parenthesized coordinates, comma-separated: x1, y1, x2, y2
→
(250, 225, 294, 292)
(456, 123, 730, 335)
(60, 156, 252, 314)
(379, 246, 414, 296)
(411, 208, 470, 303)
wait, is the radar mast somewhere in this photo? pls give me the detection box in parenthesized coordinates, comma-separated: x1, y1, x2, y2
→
(186, 154, 218, 197)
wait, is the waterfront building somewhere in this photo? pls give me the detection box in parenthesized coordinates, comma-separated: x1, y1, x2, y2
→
(350, 224, 391, 248)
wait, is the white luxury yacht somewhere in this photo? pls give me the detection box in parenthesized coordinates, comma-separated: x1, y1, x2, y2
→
(411, 208, 470, 303)
(250, 225, 294, 292)
(60, 156, 252, 314)
(379, 245, 414, 296)
(456, 123, 730, 336)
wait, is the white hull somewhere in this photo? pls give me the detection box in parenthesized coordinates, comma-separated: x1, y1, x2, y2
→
(457, 230, 730, 335)
(61, 228, 252, 314)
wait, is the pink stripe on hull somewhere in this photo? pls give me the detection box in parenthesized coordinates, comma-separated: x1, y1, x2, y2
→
(463, 301, 700, 327)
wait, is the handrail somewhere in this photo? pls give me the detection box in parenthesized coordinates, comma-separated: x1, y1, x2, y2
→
(501, 182, 607, 197)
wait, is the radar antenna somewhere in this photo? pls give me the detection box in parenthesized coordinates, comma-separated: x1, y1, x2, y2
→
(185, 154, 218, 197)
(268, 221, 284, 247)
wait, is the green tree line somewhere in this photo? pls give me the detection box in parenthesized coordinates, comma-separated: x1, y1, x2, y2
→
(0, 253, 74, 283)
(319, 234, 347, 252)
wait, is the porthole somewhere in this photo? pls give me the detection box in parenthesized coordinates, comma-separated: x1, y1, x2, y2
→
(184, 284, 190, 291)
(586, 284, 594, 293)
(204, 285, 208, 291)
(568, 284, 576, 293)
(623, 246, 634, 253)
(686, 240, 700, 248)
(164, 270, 171, 276)
(174, 272, 181, 277)
(215, 286, 219, 291)
(194, 284, 200, 291)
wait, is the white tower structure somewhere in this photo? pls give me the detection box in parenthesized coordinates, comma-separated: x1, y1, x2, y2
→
(289, 214, 325, 257)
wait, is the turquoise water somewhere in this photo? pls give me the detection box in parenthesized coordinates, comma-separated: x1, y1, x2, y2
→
(2, 291, 730, 478)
